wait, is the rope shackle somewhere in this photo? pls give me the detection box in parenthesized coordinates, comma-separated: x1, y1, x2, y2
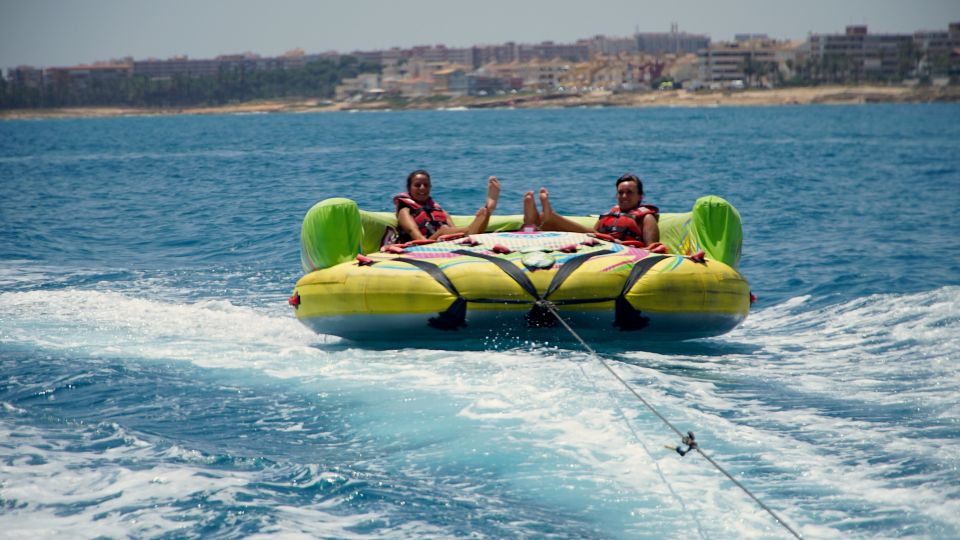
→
(674, 431, 698, 457)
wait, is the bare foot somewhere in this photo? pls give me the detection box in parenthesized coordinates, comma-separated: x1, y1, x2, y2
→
(538, 187, 554, 220)
(486, 176, 501, 213)
(523, 191, 539, 225)
(467, 207, 489, 235)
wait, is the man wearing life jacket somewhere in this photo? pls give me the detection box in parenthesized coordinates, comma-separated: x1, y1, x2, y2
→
(394, 170, 501, 243)
(595, 175, 659, 243)
(522, 173, 665, 250)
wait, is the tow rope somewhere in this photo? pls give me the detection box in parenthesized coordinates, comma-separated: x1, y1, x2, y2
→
(537, 299, 803, 539)
(380, 244, 801, 537)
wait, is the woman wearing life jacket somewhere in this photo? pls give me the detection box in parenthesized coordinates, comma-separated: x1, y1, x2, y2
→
(522, 173, 664, 250)
(394, 170, 501, 243)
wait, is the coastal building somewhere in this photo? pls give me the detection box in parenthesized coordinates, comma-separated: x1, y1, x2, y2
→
(587, 35, 640, 56)
(807, 26, 913, 81)
(466, 72, 522, 96)
(46, 62, 133, 88)
(133, 56, 220, 79)
(912, 23, 960, 78)
(554, 61, 594, 91)
(698, 39, 796, 86)
(666, 54, 700, 86)
(480, 63, 523, 83)
(132, 51, 318, 81)
(472, 42, 520, 67)
(405, 58, 455, 80)
(334, 72, 382, 101)
(591, 61, 634, 90)
(347, 49, 393, 65)
(516, 41, 591, 63)
(480, 60, 572, 90)
(588, 54, 666, 90)
(735, 33, 769, 43)
(471, 40, 590, 67)
(636, 25, 710, 55)
(524, 59, 573, 89)
(379, 78, 435, 99)
(6, 22, 958, 110)
(7, 66, 45, 88)
(408, 45, 473, 67)
(432, 67, 469, 95)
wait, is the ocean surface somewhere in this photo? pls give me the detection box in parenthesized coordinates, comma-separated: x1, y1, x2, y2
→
(1, 104, 959, 539)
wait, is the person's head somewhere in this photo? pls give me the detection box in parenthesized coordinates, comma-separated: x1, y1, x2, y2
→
(406, 169, 432, 201)
(615, 173, 643, 210)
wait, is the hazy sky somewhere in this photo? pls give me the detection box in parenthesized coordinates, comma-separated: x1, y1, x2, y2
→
(2, 0, 959, 68)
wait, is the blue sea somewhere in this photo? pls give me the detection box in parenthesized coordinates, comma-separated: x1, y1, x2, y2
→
(2, 104, 959, 538)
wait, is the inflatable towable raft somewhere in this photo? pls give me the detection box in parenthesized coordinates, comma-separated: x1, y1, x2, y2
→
(290, 196, 750, 341)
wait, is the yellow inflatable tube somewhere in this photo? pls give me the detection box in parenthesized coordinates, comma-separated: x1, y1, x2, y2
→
(291, 196, 750, 341)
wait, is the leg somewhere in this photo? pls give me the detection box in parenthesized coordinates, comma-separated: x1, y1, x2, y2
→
(465, 207, 489, 235)
(485, 176, 501, 213)
(523, 190, 540, 226)
(538, 187, 553, 222)
(538, 187, 594, 233)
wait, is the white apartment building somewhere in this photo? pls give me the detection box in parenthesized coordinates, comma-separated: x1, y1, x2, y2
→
(698, 39, 796, 86)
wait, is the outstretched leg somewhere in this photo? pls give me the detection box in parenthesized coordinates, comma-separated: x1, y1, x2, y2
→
(538, 187, 594, 233)
(462, 176, 499, 235)
(466, 207, 489, 236)
(522, 190, 540, 227)
(485, 176, 501, 213)
(538, 187, 554, 222)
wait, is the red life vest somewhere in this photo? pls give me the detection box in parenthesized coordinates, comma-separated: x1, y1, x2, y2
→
(393, 192, 449, 240)
(596, 204, 659, 242)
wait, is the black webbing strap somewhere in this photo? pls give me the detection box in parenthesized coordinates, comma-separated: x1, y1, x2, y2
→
(393, 257, 461, 298)
(544, 249, 613, 298)
(454, 248, 619, 328)
(615, 254, 668, 331)
(453, 248, 551, 327)
(393, 257, 466, 330)
(452, 249, 541, 300)
(620, 254, 668, 295)
(392, 250, 670, 331)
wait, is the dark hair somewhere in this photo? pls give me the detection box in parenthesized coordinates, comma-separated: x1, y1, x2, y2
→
(616, 173, 643, 194)
(406, 169, 431, 191)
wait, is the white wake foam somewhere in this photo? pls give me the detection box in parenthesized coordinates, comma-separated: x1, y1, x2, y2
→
(3, 286, 958, 537)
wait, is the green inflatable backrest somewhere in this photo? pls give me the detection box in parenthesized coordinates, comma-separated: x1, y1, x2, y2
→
(300, 196, 742, 272)
(690, 195, 742, 269)
(300, 198, 362, 273)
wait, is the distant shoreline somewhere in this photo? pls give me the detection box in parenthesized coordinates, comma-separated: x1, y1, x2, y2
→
(2, 84, 958, 120)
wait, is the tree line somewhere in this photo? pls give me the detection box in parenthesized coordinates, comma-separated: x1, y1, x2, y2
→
(0, 56, 380, 109)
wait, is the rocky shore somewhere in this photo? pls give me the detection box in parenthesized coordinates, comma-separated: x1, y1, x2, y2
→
(3, 84, 958, 120)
